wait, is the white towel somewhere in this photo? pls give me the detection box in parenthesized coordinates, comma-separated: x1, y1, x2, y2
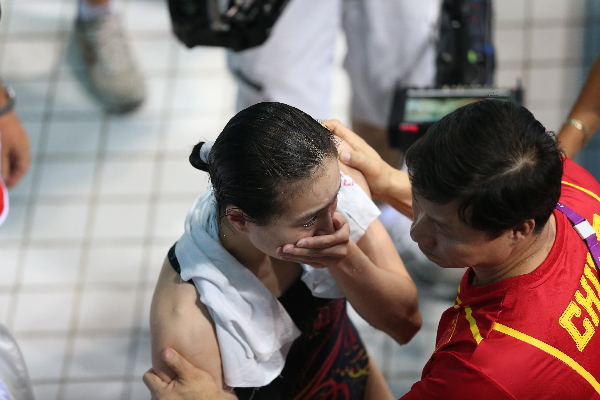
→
(175, 172, 380, 387)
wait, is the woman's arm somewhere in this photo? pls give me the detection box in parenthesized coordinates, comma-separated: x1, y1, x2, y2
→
(280, 149, 422, 344)
(277, 210, 421, 345)
(144, 347, 396, 400)
(150, 257, 238, 399)
(335, 217, 421, 344)
(279, 213, 421, 345)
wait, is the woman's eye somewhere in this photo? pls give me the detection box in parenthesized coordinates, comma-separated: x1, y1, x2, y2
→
(302, 216, 318, 228)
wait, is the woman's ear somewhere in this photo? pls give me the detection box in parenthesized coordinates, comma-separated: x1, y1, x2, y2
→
(225, 208, 250, 233)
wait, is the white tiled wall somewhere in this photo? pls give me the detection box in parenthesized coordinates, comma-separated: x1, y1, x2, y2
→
(0, 0, 597, 399)
(496, 1, 581, 124)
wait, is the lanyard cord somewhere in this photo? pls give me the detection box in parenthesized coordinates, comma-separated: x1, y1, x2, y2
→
(555, 202, 600, 271)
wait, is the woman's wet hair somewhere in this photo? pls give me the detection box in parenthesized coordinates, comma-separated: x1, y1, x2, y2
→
(405, 99, 563, 237)
(189, 102, 337, 225)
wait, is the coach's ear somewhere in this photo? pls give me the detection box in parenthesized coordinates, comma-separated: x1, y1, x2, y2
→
(509, 219, 536, 244)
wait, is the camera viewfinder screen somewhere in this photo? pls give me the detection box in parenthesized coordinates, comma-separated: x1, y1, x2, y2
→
(404, 97, 483, 123)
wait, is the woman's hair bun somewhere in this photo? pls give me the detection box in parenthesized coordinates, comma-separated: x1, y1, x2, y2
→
(189, 141, 210, 171)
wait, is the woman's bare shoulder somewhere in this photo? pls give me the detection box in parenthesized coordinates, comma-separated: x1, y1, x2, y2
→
(150, 257, 236, 398)
(151, 257, 205, 321)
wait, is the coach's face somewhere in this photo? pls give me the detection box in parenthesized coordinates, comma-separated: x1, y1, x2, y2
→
(409, 194, 515, 271)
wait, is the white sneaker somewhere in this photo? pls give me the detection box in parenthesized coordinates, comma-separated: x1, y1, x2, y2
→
(75, 14, 146, 113)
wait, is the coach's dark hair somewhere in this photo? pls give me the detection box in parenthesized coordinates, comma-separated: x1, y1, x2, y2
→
(189, 102, 337, 225)
(405, 99, 563, 236)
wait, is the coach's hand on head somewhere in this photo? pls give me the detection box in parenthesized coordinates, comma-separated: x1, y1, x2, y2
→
(323, 119, 413, 218)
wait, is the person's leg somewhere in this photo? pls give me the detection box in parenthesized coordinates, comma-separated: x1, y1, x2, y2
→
(80, 0, 112, 10)
(364, 358, 395, 400)
(343, 0, 440, 168)
(75, 0, 146, 113)
(226, 0, 342, 119)
(0, 324, 35, 400)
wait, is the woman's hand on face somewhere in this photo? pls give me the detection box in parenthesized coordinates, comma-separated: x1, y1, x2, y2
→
(277, 212, 350, 269)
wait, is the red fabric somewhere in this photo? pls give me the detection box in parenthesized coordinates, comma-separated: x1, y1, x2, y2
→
(401, 159, 600, 399)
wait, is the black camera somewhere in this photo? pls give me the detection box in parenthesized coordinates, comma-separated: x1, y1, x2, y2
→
(388, 85, 524, 153)
(168, 0, 290, 51)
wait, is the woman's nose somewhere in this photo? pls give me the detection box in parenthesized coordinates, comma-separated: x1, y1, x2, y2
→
(314, 204, 337, 236)
(314, 214, 335, 236)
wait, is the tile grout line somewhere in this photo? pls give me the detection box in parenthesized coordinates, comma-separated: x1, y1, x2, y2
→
(4, 0, 69, 331)
(119, 34, 182, 400)
(54, 110, 110, 399)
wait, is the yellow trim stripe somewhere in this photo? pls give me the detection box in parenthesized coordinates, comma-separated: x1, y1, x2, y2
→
(562, 181, 600, 203)
(493, 322, 600, 394)
(453, 295, 482, 343)
(454, 295, 462, 309)
(465, 305, 483, 344)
